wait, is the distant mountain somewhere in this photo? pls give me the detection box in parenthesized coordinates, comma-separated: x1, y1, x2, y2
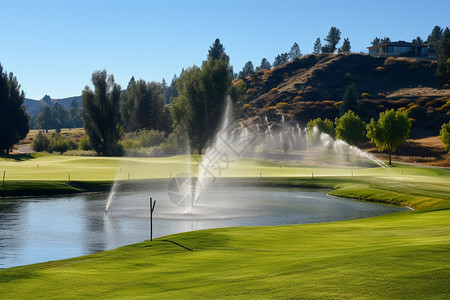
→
(24, 96, 82, 117)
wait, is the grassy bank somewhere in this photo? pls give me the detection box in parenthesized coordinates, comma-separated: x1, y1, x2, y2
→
(1, 208, 448, 299)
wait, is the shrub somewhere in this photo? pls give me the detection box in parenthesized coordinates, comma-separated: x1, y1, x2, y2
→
(440, 122, 450, 152)
(294, 96, 303, 102)
(269, 88, 279, 94)
(361, 92, 371, 99)
(276, 102, 289, 109)
(31, 132, 50, 152)
(377, 93, 386, 99)
(334, 100, 343, 107)
(242, 103, 252, 110)
(246, 88, 257, 96)
(374, 66, 386, 73)
(79, 135, 93, 151)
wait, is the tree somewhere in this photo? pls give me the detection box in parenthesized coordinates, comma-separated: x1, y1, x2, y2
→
(208, 38, 230, 62)
(372, 37, 390, 46)
(257, 58, 272, 71)
(273, 53, 289, 67)
(69, 99, 83, 128)
(171, 40, 232, 154)
(427, 25, 443, 45)
(0, 64, 29, 155)
(238, 61, 255, 78)
(440, 122, 450, 151)
(82, 70, 121, 156)
(313, 38, 321, 54)
(339, 84, 358, 116)
(289, 42, 302, 60)
(35, 106, 59, 132)
(335, 110, 365, 160)
(322, 26, 341, 53)
(306, 118, 335, 147)
(436, 28, 450, 85)
(339, 38, 351, 53)
(366, 109, 411, 165)
(412, 36, 424, 45)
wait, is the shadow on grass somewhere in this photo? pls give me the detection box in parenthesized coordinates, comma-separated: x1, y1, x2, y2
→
(0, 154, 36, 162)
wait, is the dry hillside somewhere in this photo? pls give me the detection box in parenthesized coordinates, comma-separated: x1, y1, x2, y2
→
(238, 53, 450, 138)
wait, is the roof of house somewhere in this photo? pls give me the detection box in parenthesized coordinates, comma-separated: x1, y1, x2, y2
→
(367, 41, 426, 50)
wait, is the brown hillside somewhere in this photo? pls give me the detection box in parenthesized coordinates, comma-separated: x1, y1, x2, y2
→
(238, 53, 450, 137)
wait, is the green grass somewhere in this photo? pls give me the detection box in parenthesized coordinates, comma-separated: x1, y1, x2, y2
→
(0, 209, 448, 299)
(1, 154, 449, 298)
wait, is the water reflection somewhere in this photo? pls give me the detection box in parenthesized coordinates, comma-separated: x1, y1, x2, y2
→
(0, 186, 406, 269)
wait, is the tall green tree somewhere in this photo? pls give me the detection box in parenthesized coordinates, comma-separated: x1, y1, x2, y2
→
(322, 27, 341, 53)
(257, 58, 272, 71)
(171, 39, 232, 154)
(436, 27, 450, 85)
(289, 42, 302, 60)
(366, 109, 411, 165)
(339, 38, 351, 53)
(273, 53, 289, 67)
(440, 121, 450, 152)
(335, 110, 365, 161)
(0, 64, 29, 155)
(238, 61, 255, 78)
(313, 38, 321, 54)
(412, 36, 424, 45)
(35, 106, 59, 132)
(82, 70, 121, 156)
(339, 84, 358, 116)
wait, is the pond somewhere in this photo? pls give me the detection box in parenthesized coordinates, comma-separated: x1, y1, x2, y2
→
(0, 185, 406, 269)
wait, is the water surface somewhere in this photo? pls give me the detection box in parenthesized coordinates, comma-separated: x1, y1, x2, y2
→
(0, 186, 406, 269)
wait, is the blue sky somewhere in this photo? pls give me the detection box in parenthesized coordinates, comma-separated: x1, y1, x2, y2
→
(1, 0, 449, 100)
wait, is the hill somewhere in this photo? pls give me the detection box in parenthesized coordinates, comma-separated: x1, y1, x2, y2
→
(24, 95, 81, 117)
(238, 53, 450, 137)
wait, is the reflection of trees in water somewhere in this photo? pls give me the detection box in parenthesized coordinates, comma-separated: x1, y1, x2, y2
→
(0, 200, 26, 265)
(81, 193, 108, 254)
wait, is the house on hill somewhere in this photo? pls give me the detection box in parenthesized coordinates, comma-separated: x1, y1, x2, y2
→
(368, 41, 435, 59)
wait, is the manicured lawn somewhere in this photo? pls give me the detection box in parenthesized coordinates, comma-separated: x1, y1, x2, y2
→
(0, 154, 449, 298)
(0, 209, 448, 299)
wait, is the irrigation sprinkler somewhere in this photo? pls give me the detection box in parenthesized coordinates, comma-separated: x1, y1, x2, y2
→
(149, 198, 156, 241)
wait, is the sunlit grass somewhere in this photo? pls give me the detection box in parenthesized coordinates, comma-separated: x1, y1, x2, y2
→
(1, 209, 448, 299)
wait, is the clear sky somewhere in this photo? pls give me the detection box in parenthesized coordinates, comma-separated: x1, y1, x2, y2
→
(1, 0, 449, 100)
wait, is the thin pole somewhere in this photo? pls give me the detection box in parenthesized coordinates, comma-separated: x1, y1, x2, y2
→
(3, 171, 5, 188)
(150, 198, 156, 241)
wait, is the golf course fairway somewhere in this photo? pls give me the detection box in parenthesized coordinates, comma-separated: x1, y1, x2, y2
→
(0, 154, 449, 299)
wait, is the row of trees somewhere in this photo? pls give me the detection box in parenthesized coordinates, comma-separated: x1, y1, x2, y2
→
(33, 100, 82, 132)
(81, 39, 232, 156)
(307, 108, 412, 165)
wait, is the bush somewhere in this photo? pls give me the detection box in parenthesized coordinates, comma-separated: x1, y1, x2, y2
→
(242, 103, 252, 110)
(269, 88, 279, 94)
(31, 132, 50, 152)
(374, 66, 385, 73)
(440, 122, 450, 152)
(276, 102, 289, 109)
(361, 92, 371, 99)
(79, 135, 93, 151)
(377, 93, 387, 99)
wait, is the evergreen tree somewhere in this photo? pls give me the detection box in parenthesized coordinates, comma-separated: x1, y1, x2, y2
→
(427, 25, 443, 45)
(35, 105, 59, 132)
(313, 38, 321, 54)
(171, 39, 232, 154)
(322, 27, 341, 53)
(273, 53, 289, 67)
(208, 38, 230, 62)
(238, 61, 255, 78)
(371, 37, 381, 46)
(257, 58, 272, 70)
(339, 38, 351, 53)
(289, 42, 302, 60)
(339, 84, 358, 116)
(437, 28, 450, 85)
(412, 36, 424, 45)
(0, 64, 29, 155)
(82, 70, 121, 156)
